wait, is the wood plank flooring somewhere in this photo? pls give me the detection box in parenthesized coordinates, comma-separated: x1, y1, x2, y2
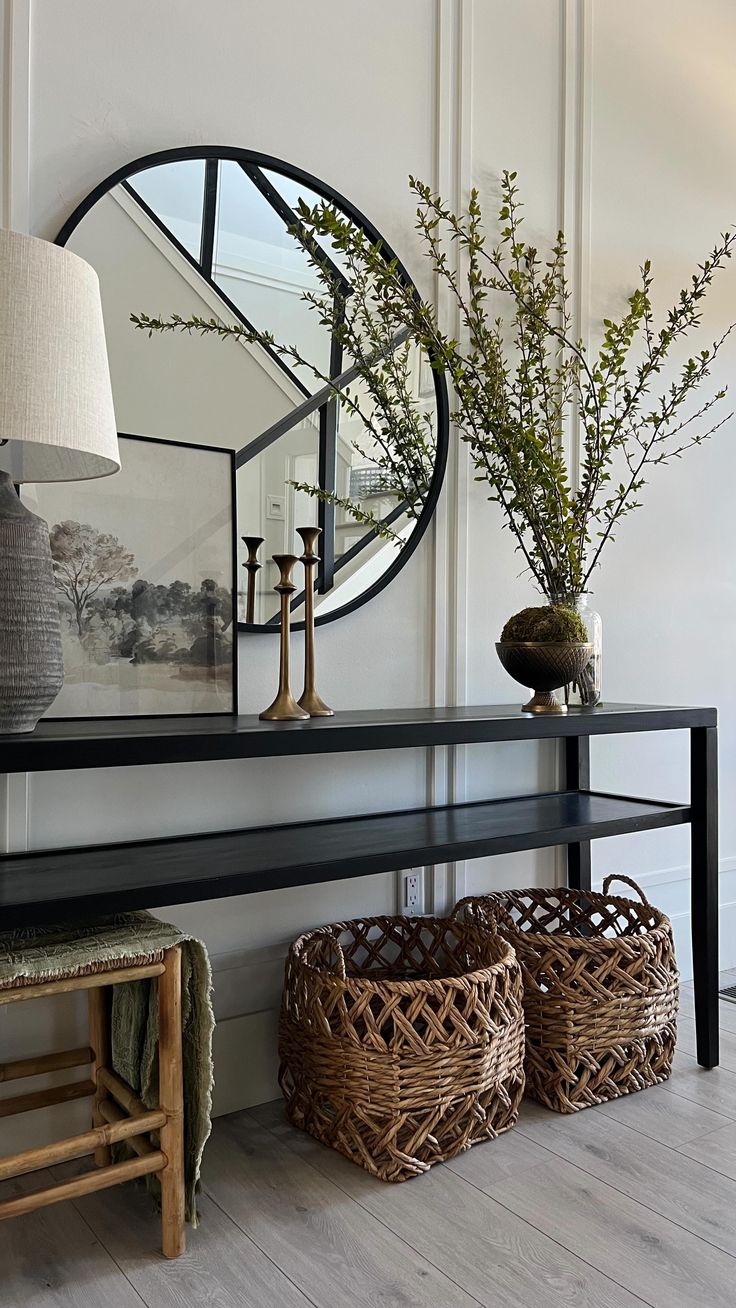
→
(3, 975, 736, 1307)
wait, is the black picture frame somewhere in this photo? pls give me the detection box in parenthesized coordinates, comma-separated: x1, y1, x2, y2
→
(23, 432, 238, 721)
(55, 146, 450, 635)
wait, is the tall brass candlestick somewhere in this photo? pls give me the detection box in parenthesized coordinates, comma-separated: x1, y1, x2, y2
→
(259, 554, 309, 721)
(296, 526, 334, 717)
(241, 535, 264, 624)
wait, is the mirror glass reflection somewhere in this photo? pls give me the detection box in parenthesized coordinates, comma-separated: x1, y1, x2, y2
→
(61, 152, 445, 627)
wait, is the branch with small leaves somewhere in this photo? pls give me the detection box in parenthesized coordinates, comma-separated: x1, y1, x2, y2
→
(132, 171, 735, 598)
(287, 482, 408, 545)
(131, 213, 439, 549)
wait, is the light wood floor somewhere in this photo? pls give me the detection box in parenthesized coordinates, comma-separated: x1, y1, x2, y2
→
(3, 977, 736, 1307)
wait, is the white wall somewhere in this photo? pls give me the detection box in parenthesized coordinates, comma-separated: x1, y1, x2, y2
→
(1, 0, 735, 1146)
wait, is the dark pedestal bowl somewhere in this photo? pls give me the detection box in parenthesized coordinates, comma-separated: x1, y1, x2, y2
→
(496, 641, 594, 714)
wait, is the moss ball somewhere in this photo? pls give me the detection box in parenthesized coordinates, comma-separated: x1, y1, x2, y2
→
(500, 604, 588, 644)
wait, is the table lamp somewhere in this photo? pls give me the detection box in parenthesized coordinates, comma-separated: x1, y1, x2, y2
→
(0, 228, 120, 732)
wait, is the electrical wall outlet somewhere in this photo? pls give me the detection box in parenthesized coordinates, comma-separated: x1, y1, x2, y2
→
(400, 869, 424, 915)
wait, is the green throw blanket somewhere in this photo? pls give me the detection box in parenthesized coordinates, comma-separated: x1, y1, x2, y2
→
(0, 912, 214, 1225)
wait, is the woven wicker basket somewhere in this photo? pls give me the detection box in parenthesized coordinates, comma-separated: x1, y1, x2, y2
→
(279, 914, 525, 1181)
(455, 875, 678, 1113)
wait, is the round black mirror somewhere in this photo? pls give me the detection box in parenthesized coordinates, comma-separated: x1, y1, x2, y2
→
(56, 147, 449, 631)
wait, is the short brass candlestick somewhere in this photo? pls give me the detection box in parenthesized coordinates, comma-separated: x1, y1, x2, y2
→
(296, 525, 333, 717)
(241, 535, 264, 624)
(259, 554, 309, 721)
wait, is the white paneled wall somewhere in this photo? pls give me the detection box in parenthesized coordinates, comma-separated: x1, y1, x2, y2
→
(1, 1, 735, 1142)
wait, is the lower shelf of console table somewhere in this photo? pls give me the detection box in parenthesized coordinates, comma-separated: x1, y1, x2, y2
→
(0, 788, 690, 924)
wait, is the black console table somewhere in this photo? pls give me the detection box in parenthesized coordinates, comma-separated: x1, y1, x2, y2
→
(0, 702, 718, 1067)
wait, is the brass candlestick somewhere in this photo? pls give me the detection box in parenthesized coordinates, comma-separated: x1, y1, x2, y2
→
(241, 535, 264, 624)
(259, 554, 309, 721)
(296, 526, 334, 717)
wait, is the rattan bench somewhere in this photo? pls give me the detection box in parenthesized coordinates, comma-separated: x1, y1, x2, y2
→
(0, 939, 185, 1258)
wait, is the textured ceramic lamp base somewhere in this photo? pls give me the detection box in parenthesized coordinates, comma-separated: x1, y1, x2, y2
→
(0, 472, 63, 733)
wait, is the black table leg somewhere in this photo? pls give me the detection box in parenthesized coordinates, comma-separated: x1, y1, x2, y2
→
(691, 725, 719, 1067)
(564, 735, 592, 891)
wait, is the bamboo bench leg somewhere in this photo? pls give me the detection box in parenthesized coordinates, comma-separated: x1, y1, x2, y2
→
(158, 946, 185, 1259)
(88, 986, 111, 1167)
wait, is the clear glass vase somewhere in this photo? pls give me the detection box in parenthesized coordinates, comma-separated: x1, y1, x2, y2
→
(562, 592, 602, 707)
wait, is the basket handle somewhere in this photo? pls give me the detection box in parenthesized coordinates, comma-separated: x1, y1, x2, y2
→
(451, 896, 501, 927)
(602, 874, 653, 908)
(302, 931, 347, 980)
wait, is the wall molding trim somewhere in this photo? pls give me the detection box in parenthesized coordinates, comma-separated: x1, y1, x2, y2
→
(600, 855, 736, 894)
(428, 0, 473, 914)
(212, 1009, 279, 1115)
(209, 941, 287, 1023)
(1, 0, 31, 232)
(0, 0, 31, 857)
(559, 0, 593, 490)
(1, 773, 30, 853)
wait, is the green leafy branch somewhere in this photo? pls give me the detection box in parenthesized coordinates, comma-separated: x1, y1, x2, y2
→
(133, 171, 735, 597)
(295, 175, 734, 597)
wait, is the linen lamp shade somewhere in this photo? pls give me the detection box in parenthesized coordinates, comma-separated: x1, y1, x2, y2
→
(0, 228, 119, 732)
(0, 227, 120, 482)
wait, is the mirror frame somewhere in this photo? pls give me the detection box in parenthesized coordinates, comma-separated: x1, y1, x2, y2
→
(55, 146, 450, 633)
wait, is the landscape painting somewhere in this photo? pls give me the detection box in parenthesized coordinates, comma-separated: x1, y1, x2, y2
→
(25, 434, 236, 718)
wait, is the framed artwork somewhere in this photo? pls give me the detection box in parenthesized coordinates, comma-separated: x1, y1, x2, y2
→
(24, 433, 237, 719)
